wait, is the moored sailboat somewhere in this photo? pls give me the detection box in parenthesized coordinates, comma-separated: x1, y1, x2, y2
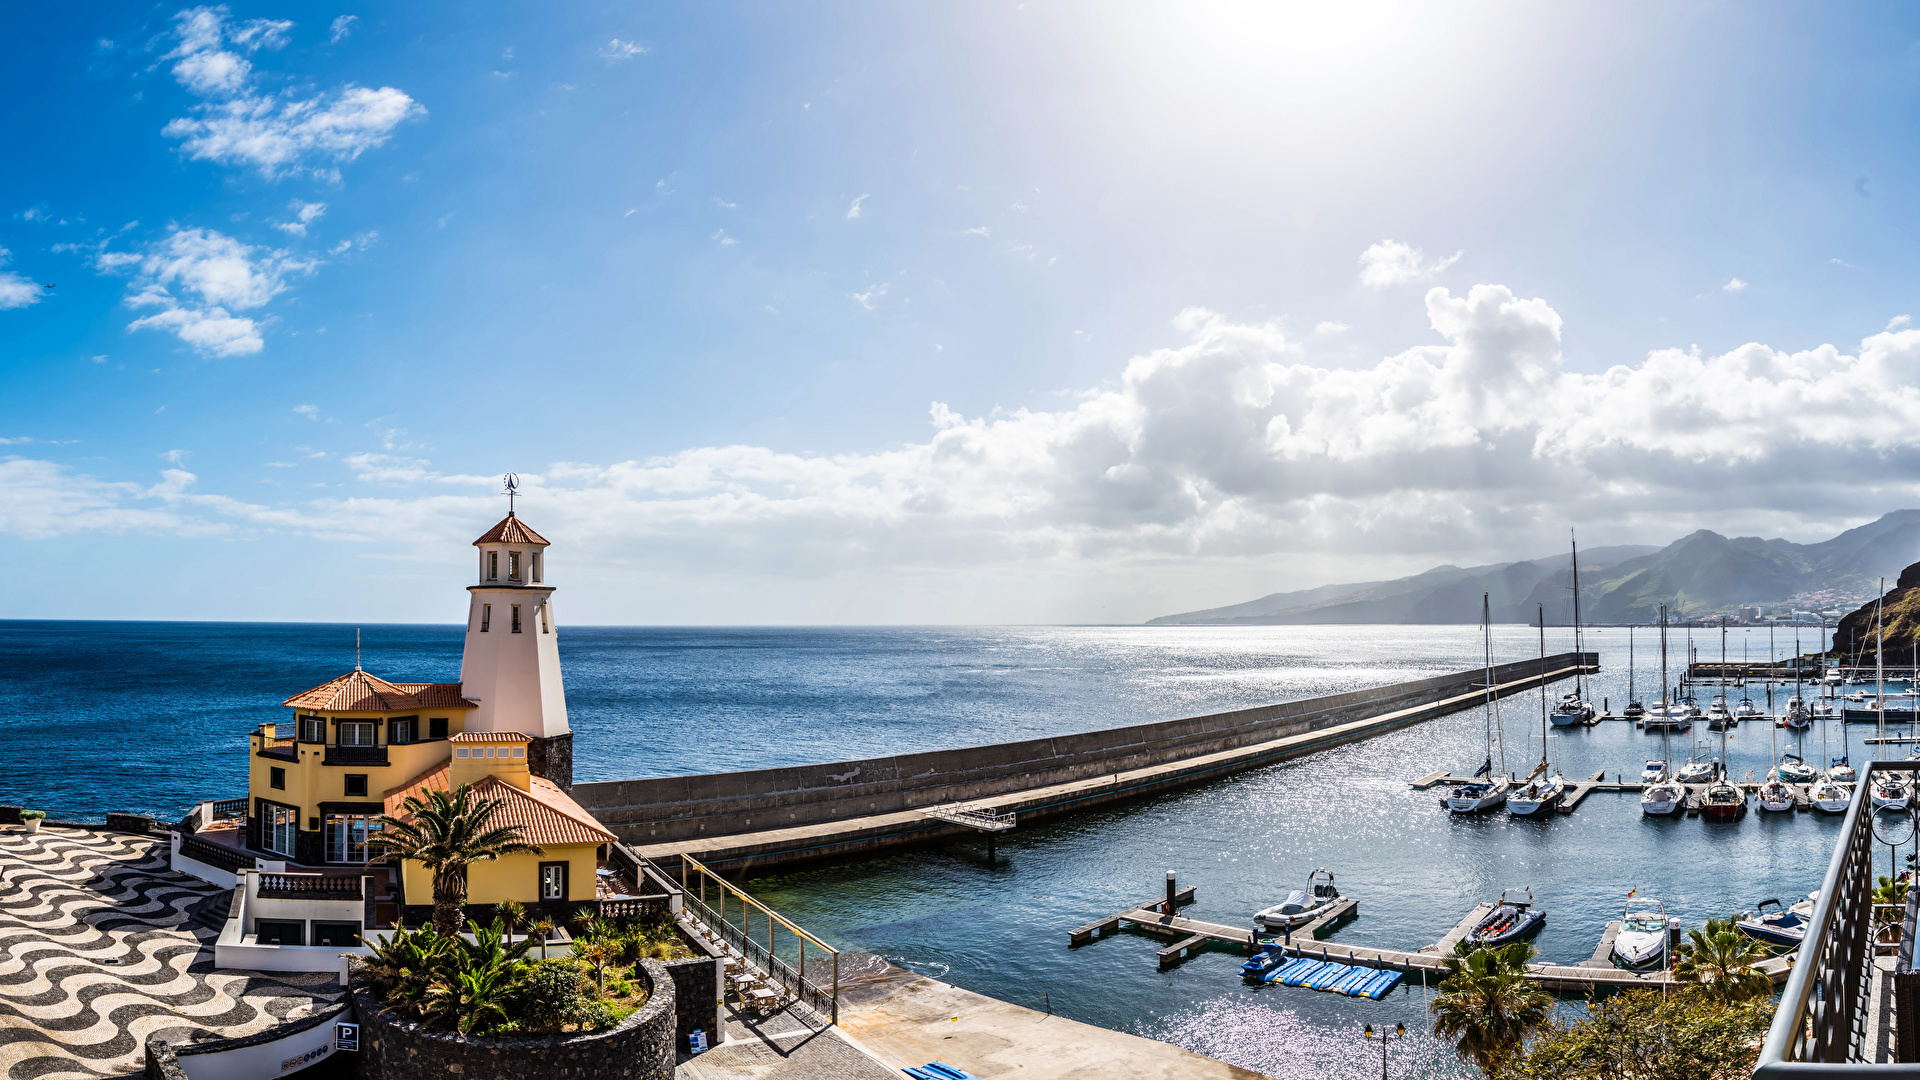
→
(1448, 595, 1511, 814)
(1510, 606, 1566, 816)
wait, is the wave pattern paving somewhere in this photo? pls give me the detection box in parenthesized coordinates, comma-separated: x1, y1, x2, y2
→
(0, 827, 342, 1078)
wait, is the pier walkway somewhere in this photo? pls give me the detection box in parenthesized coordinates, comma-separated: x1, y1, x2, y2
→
(602, 654, 1597, 872)
(1068, 884, 1792, 994)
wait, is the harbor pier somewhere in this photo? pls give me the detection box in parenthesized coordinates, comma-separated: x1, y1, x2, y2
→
(578, 653, 1597, 872)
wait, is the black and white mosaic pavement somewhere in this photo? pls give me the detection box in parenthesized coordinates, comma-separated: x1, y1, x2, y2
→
(0, 826, 342, 1079)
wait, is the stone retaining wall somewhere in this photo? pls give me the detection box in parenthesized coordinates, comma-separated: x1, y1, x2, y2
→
(575, 653, 1594, 848)
(350, 959, 675, 1080)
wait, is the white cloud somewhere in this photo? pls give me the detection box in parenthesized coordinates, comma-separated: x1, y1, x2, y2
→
(602, 38, 647, 60)
(1724, 277, 1749, 292)
(962, 226, 990, 237)
(0, 273, 39, 310)
(94, 226, 316, 356)
(29, 283, 1920, 620)
(274, 199, 326, 235)
(846, 194, 869, 220)
(1313, 321, 1350, 336)
(710, 229, 736, 246)
(1357, 239, 1463, 288)
(328, 230, 377, 255)
(329, 15, 357, 43)
(293, 404, 319, 419)
(1890, 315, 1910, 330)
(162, 448, 192, 465)
(850, 283, 887, 309)
(162, 7, 423, 179)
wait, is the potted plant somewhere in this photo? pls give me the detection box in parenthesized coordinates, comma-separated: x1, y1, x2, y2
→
(19, 810, 45, 835)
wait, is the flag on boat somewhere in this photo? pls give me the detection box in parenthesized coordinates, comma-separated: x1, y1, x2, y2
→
(1474, 757, 1492, 778)
(1627, 888, 1637, 899)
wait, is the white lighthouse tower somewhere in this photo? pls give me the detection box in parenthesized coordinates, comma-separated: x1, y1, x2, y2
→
(459, 487, 573, 787)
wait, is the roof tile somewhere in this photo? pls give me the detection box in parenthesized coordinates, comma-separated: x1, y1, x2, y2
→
(383, 761, 615, 847)
(473, 514, 550, 547)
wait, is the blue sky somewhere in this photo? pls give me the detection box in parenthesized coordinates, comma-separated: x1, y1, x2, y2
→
(10, 2, 1920, 624)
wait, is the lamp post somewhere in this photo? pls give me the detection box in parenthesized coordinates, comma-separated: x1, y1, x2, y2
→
(1363, 1021, 1405, 1080)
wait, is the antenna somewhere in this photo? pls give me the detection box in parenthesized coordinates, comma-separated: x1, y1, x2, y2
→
(355, 628, 362, 671)
(502, 472, 521, 515)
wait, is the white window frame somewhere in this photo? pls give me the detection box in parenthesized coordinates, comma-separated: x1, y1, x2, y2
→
(338, 722, 376, 747)
(324, 814, 379, 863)
(265, 805, 298, 857)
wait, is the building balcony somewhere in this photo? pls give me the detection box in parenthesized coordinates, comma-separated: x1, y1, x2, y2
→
(323, 745, 389, 767)
(254, 735, 298, 762)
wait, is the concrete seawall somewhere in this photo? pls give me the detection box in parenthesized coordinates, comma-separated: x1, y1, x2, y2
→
(574, 652, 1596, 872)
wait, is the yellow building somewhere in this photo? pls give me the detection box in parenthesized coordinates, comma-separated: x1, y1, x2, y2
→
(241, 512, 615, 924)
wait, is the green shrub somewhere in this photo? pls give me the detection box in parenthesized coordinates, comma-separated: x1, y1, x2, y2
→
(18, 811, 45, 821)
(510, 958, 602, 1033)
(1509, 986, 1772, 1080)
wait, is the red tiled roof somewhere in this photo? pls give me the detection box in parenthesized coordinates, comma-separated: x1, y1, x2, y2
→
(283, 670, 477, 712)
(384, 760, 615, 848)
(450, 731, 531, 743)
(473, 513, 550, 547)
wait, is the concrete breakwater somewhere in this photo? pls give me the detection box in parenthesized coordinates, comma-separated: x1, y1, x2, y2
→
(575, 652, 1597, 871)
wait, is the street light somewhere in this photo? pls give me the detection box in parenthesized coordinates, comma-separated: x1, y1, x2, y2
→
(1362, 1021, 1406, 1080)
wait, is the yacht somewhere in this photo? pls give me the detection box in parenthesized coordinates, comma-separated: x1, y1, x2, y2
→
(1449, 596, 1511, 814)
(1640, 778, 1685, 815)
(1809, 775, 1852, 813)
(1707, 696, 1737, 731)
(1700, 769, 1747, 819)
(1871, 773, 1911, 812)
(1641, 759, 1668, 783)
(1736, 896, 1815, 947)
(1756, 777, 1796, 812)
(1829, 757, 1857, 784)
(1464, 888, 1546, 947)
(1612, 896, 1673, 968)
(1784, 695, 1812, 730)
(1772, 754, 1816, 784)
(1825, 667, 1845, 687)
(1506, 769, 1566, 816)
(1674, 756, 1717, 785)
(1550, 692, 1594, 727)
(1735, 697, 1766, 721)
(1253, 868, 1342, 931)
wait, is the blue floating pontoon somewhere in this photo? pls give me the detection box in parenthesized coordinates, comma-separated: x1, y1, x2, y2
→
(1356, 969, 1404, 999)
(1331, 966, 1376, 995)
(1263, 957, 1315, 984)
(1279, 959, 1328, 986)
(1307, 962, 1354, 990)
(904, 1063, 985, 1080)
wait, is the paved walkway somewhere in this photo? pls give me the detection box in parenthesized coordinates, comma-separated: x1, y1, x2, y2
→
(0, 825, 342, 1079)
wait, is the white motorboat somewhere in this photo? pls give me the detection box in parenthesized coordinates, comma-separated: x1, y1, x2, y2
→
(1507, 769, 1566, 816)
(1253, 868, 1342, 931)
(1707, 697, 1737, 730)
(1825, 667, 1845, 686)
(1612, 896, 1672, 968)
(1809, 775, 1852, 813)
(1871, 774, 1911, 812)
(1756, 777, 1796, 812)
(1640, 779, 1684, 815)
(1641, 759, 1668, 783)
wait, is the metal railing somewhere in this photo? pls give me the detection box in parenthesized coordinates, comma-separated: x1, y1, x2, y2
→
(178, 832, 258, 874)
(323, 745, 389, 766)
(1757, 759, 1920, 1075)
(211, 798, 249, 821)
(677, 853, 840, 1024)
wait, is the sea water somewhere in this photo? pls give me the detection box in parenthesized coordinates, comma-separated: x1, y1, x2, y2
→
(0, 621, 1863, 1078)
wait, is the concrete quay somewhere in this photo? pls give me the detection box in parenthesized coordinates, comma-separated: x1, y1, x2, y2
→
(586, 654, 1597, 872)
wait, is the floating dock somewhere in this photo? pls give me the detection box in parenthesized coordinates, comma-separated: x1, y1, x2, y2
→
(1070, 884, 1794, 993)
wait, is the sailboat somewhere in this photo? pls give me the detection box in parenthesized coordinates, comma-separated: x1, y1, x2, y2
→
(1549, 536, 1596, 727)
(1870, 582, 1911, 812)
(1510, 606, 1568, 816)
(1624, 624, 1645, 722)
(1448, 595, 1511, 814)
(1700, 686, 1746, 819)
(1674, 637, 1717, 786)
(1785, 624, 1812, 730)
(1757, 691, 1798, 810)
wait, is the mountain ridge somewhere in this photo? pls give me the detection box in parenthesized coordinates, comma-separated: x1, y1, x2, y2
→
(1149, 511, 1920, 626)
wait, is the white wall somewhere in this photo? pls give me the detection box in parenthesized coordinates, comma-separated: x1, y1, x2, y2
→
(174, 1011, 341, 1080)
(170, 833, 243, 890)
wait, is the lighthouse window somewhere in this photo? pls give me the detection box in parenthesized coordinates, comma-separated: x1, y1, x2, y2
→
(509, 551, 521, 581)
(540, 605, 549, 634)
(531, 552, 541, 582)
(511, 604, 522, 633)
(481, 604, 491, 633)
(487, 552, 498, 581)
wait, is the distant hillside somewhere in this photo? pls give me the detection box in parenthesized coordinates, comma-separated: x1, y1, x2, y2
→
(1831, 560, 1920, 661)
(1149, 510, 1920, 626)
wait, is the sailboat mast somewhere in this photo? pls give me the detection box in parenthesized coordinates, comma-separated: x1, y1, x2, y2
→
(1539, 604, 1549, 768)
(1877, 579, 1886, 762)
(1660, 606, 1671, 765)
(1571, 535, 1585, 698)
(1629, 624, 1635, 703)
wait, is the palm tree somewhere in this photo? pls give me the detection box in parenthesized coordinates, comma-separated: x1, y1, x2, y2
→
(1431, 942, 1554, 1078)
(494, 899, 526, 939)
(366, 784, 542, 936)
(424, 921, 534, 1034)
(530, 917, 557, 961)
(1672, 918, 1772, 1002)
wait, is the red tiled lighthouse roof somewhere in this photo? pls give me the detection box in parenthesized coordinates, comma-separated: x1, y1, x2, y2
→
(473, 513, 550, 547)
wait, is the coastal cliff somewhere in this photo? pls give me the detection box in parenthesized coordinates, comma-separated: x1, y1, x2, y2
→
(1831, 561, 1920, 662)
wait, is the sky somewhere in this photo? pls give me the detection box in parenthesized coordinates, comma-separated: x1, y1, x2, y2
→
(10, 2, 1920, 625)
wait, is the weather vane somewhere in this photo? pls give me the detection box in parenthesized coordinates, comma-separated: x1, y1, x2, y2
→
(503, 472, 520, 515)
